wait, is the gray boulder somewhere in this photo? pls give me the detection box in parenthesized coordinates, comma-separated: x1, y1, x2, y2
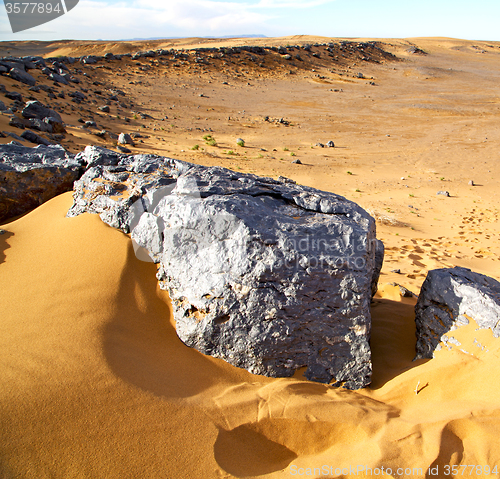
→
(9, 68, 36, 86)
(20, 130, 53, 146)
(118, 132, 134, 145)
(415, 267, 500, 359)
(22, 100, 62, 123)
(0, 144, 81, 222)
(67, 150, 383, 389)
(48, 72, 69, 85)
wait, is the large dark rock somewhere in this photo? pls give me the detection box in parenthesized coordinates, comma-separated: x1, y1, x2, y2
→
(20, 130, 53, 146)
(67, 147, 383, 389)
(415, 266, 500, 359)
(0, 144, 81, 222)
(8, 68, 36, 86)
(22, 100, 62, 123)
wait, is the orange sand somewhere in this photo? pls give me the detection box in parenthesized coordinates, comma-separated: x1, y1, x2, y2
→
(1, 192, 500, 478)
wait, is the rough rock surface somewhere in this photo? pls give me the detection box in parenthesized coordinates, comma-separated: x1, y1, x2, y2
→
(415, 266, 500, 359)
(68, 146, 383, 389)
(22, 100, 62, 123)
(0, 144, 81, 222)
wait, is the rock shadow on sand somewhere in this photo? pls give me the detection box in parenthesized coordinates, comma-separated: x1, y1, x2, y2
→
(0, 230, 13, 265)
(103, 243, 241, 399)
(369, 297, 429, 389)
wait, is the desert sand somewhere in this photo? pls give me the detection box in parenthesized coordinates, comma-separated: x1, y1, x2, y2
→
(1, 36, 500, 478)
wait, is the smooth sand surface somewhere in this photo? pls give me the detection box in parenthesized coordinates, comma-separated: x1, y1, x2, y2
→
(2, 37, 500, 477)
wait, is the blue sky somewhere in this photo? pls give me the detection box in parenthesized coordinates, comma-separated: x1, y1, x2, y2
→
(1, 0, 500, 42)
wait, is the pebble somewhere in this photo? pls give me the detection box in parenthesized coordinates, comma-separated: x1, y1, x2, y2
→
(468, 180, 475, 186)
(437, 191, 450, 197)
(0, 229, 5, 235)
(292, 159, 302, 164)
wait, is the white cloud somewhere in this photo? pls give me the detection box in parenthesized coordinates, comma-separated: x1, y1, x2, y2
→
(254, 0, 336, 8)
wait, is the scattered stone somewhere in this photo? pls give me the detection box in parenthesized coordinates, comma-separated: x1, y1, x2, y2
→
(85, 121, 97, 128)
(9, 116, 28, 129)
(9, 68, 36, 86)
(315, 143, 324, 148)
(67, 148, 384, 389)
(99, 105, 111, 113)
(20, 130, 53, 146)
(437, 191, 450, 197)
(44, 116, 66, 134)
(391, 269, 401, 274)
(327, 140, 335, 148)
(49, 73, 69, 85)
(117, 145, 131, 153)
(407, 46, 427, 55)
(291, 159, 302, 164)
(5, 91, 23, 102)
(118, 133, 134, 145)
(468, 180, 475, 186)
(3, 131, 24, 142)
(390, 283, 417, 298)
(22, 100, 62, 123)
(0, 144, 80, 222)
(69, 91, 86, 102)
(236, 138, 245, 147)
(27, 118, 52, 132)
(415, 267, 500, 359)
(82, 56, 97, 65)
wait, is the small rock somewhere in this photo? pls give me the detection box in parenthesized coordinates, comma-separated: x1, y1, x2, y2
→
(118, 133, 134, 145)
(20, 130, 53, 146)
(99, 105, 111, 113)
(468, 180, 475, 186)
(437, 191, 450, 197)
(315, 142, 324, 148)
(117, 145, 131, 153)
(236, 138, 245, 146)
(9, 68, 36, 86)
(22, 100, 62, 123)
(5, 91, 23, 102)
(85, 121, 97, 128)
(292, 159, 302, 164)
(9, 116, 28, 129)
(327, 140, 335, 148)
(415, 267, 500, 359)
(0, 229, 5, 235)
(391, 269, 401, 274)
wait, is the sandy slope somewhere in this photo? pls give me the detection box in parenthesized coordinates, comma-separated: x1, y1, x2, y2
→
(1, 37, 500, 477)
(1, 193, 500, 478)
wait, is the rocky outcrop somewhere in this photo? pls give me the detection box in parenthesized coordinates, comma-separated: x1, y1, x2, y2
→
(67, 146, 383, 389)
(415, 267, 500, 359)
(0, 144, 81, 222)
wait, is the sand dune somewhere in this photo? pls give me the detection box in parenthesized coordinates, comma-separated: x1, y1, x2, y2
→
(2, 36, 500, 477)
(1, 192, 500, 478)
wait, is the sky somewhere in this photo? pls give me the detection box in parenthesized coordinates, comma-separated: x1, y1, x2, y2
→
(1, 0, 500, 43)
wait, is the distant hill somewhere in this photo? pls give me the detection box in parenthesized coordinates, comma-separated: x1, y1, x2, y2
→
(112, 34, 267, 42)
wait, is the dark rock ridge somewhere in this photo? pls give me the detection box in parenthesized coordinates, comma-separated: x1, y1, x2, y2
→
(67, 146, 383, 389)
(0, 144, 81, 222)
(415, 267, 500, 359)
